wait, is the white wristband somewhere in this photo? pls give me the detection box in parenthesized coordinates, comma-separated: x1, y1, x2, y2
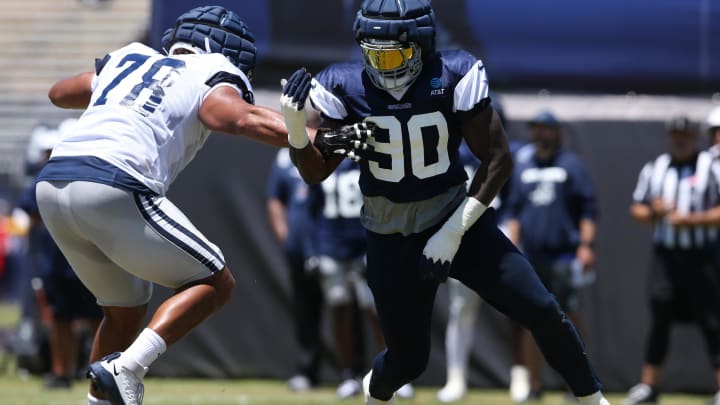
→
(280, 93, 310, 149)
(444, 197, 488, 235)
(288, 127, 309, 149)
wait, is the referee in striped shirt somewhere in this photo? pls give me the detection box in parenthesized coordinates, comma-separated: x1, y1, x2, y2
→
(624, 116, 720, 405)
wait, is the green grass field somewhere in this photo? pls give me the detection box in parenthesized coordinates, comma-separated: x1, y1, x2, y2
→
(0, 373, 712, 405)
(0, 303, 710, 404)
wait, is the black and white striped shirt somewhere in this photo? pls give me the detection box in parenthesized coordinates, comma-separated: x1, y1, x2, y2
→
(632, 150, 720, 249)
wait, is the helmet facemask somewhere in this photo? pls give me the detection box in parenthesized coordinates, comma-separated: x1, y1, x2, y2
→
(359, 39, 422, 90)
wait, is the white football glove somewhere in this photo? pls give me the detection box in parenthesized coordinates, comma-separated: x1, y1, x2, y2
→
(419, 197, 487, 282)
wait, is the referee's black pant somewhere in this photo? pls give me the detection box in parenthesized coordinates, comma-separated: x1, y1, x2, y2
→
(645, 245, 720, 369)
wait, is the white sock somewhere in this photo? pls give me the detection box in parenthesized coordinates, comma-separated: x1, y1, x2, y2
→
(87, 393, 111, 405)
(578, 391, 610, 405)
(444, 367, 466, 389)
(121, 328, 167, 378)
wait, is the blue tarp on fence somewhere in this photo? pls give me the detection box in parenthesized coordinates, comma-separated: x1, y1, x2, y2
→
(150, 0, 719, 92)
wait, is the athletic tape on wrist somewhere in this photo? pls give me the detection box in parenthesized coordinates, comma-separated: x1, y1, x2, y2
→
(445, 197, 487, 235)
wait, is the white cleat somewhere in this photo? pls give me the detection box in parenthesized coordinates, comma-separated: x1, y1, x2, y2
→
(363, 371, 395, 405)
(709, 390, 720, 405)
(621, 384, 658, 405)
(87, 352, 145, 405)
(336, 378, 361, 399)
(396, 383, 415, 399)
(437, 380, 467, 403)
(578, 391, 613, 405)
(509, 365, 530, 403)
(287, 375, 312, 392)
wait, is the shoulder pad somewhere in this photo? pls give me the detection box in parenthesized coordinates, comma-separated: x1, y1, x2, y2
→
(205, 71, 254, 104)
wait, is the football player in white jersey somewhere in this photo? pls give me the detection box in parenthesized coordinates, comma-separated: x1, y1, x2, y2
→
(36, 6, 368, 405)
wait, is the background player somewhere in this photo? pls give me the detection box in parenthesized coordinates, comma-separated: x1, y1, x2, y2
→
(506, 110, 599, 401)
(266, 147, 323, 392)
(307, 158, 414, 399)
(17, 120, 102, 389)
(279, 1, 610, 405)
(37, 6, 363, 405)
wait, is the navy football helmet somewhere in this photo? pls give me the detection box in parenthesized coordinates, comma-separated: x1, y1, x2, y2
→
(353, 0, 436, 90)
(161, 6, 256, 80)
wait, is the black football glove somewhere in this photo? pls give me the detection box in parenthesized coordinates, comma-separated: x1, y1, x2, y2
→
(314, 122, 377, 162)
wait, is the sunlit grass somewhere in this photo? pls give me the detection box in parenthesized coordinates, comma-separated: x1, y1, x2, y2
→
(0, 302, 21, 329)
(0, 373, 711, 405)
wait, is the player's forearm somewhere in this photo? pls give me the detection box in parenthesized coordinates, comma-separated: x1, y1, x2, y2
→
(468, 146, 513, 206)
(289, 142, 336, 184)
(464, 107, 513, 206)
(630, 203, 655, 224)
(200, 87, 289, 147)
(231, 106, 290, 147)
(48, 72, 94, 109)
(685, 206, 720, 226)
(578, 218, 596, 246)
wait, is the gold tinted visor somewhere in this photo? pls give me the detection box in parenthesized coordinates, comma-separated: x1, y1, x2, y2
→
(362, 46, 414, 71)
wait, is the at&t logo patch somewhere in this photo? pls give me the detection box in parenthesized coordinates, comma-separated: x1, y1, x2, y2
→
(430, 77, 445, 96)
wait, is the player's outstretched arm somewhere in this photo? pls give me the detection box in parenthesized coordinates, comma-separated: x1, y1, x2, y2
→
(200, 86, 290, 147)
(280, 68, 344, 184)
(48, 72, 94, 109)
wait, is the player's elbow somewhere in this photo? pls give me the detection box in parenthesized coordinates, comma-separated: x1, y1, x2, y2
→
(48, 73, 93, 109)
(48, 84, 72, 108)
(297, 167, 328, 185)
(293, 162, 330, 186)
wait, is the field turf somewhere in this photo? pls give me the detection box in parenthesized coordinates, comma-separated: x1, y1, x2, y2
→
(0, 374, 712, 405)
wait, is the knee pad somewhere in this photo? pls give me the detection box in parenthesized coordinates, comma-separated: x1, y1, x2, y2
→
(448, 279, 481, 321)
(348, 269, 375, 309)
(318, 256, 353, 307)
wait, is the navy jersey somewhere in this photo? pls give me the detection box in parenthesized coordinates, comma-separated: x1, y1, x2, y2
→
(506, 149, 597, 258)
(310, 50, 490, 204)
(308, 159, 366, 260)
(266, 149, 313, 257)
(17, 178, 75, 279)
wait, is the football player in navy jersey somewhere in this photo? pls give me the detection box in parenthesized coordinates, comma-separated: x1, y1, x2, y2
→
(279, 1, 610, 404)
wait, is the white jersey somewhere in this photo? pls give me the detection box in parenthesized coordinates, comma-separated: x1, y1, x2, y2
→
(51, 42, 253, 196)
